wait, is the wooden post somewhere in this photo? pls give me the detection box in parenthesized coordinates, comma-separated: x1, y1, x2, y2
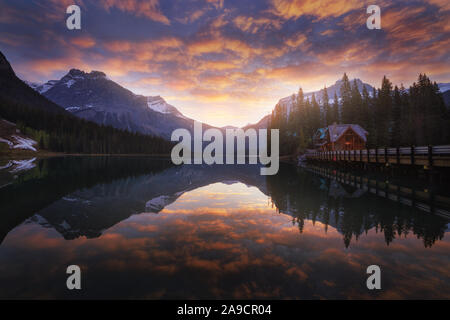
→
(375, 147, 378, 164)
(396, 147, 400, 164)
(411, 145, 415, 166)
(428, 145, 433, 168)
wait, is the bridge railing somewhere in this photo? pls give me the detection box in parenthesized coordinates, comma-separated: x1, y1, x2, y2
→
(305, 144, 450, 166)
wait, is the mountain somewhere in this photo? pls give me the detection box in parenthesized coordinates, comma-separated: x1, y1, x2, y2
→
(243, 114, 271, 131)
(27, 69, 210, 139)
(25, 80, 59, 94)
(0, 51, 172, 155)
(33, 164, 266, 239)
(245, 78, 375, 130)
(278, 78, 375, 114)
(443, 90, 450, 108)
(0, 51, 67, 115)
(438, 83, 450, 93)
(437, 83, 450, 107)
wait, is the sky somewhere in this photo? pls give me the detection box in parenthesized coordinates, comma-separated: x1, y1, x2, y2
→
(0, 0, 449, 127)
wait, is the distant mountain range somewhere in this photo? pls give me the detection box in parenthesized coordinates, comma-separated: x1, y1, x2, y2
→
(14, 50, 450, 136)
(25, 69, 214, 139)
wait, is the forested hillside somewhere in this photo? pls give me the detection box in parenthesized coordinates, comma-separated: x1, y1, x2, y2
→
(0, 51, 172, 155)
(0, 96, 172, 155)
(270, 73, 450, 155)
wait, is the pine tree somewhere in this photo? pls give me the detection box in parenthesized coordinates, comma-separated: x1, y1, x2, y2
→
(310, 93, 321, 134)
(390, 85, 402, 146)
(332, 92, 340, 124)
(375, 76, 393, 146)
(295, 87, 307, 150)
(340, 73, 352, 123)
(399, 84, 413, 145)
(361, 86, 370, 128)
(322, 86, 331, 126)
(351, 79, 363, 124)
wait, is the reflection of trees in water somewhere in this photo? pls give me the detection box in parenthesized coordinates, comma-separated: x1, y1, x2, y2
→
(266, 165, 448, 248)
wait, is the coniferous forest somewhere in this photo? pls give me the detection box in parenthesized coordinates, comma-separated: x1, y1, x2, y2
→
(270, 73, 450, 156)
(0, 96, 173, 155)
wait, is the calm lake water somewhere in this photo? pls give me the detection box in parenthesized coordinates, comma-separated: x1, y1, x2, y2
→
(0, 156, 449, 299)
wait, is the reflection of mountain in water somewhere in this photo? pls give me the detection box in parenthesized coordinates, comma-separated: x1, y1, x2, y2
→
(0, 157, 448, 248)
(32, 163, 266, 239)
(0, 157, 171, 243)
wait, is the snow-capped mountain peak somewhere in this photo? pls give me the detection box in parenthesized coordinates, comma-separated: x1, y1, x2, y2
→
(21, 68, 202, 139)
(25, 80, 59, 94)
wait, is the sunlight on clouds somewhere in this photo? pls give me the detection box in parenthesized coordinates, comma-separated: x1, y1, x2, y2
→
(2, 0, 449, 127)
(98, 0, 170, 24)
(269, 0, 367, 20)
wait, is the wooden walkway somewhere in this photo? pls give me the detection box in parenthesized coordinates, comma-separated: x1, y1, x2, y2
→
(305, 145, 450, 168)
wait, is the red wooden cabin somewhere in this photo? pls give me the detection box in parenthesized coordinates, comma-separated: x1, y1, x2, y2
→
(313, 123, 368, 151)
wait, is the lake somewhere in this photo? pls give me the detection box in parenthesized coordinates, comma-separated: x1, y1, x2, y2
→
(0, 156, 449, 299)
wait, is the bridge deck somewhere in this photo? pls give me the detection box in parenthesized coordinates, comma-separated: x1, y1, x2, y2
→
(305, 145, 450, 168)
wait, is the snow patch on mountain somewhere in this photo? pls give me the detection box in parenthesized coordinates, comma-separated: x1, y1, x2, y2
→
(65, 79, 76, 88)
(11, 135, 37, 151)
(147, 96, 172, 114)
(438, 83, 450, 93)
(146, 96, 188, 119)
(65, 106, 80, 111)
(26, 80, 59, 94)
(0, 135, 37, 151)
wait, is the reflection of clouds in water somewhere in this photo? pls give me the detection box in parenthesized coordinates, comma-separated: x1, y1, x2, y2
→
(169, 183, 263, 210)
(0, 182, 449, 299)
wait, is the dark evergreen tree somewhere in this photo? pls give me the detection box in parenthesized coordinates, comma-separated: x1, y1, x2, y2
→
(322, 86, 331, 126)
(351, 79, 363, 124)
(375, 76, 393, 146)
(332, 92, 340, 124)
(390, 85, 402, 146)
(340, 73, 352, 123)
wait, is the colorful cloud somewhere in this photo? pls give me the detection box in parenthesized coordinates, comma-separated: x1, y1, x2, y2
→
(0, 0, 448, 127)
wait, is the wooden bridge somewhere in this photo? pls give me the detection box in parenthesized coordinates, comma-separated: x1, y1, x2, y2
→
(305, 145, 450, 168)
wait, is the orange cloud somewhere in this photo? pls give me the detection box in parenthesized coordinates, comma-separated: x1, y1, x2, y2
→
(270, 0, 367, 20)
(71, 36, 96, 48)
(98, 0, 170, 24)
(233, 16, 283, 34)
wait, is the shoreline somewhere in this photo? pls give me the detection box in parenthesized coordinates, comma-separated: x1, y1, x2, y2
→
(0, 151, 172, 161)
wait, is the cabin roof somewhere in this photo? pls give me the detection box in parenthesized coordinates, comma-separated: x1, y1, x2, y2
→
(316, 124, 368, 143)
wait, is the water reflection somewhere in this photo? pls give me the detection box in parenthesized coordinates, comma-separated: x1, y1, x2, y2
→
(0, 157, 448, 299)
(267, 164, 450, 248)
